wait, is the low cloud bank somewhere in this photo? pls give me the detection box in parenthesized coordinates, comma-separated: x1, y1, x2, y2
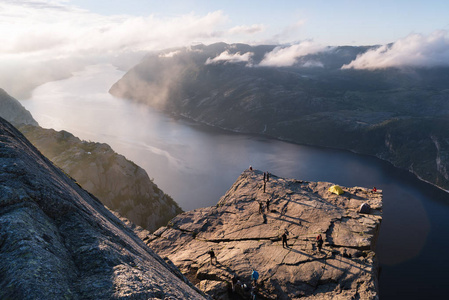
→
(205, 51, 253, 65)
(0, 1, 258, 98)
(343, 30, 449, 69)
(258, 41, 330, 67)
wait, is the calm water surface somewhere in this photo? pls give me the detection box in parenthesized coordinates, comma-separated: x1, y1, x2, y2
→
(20, 64, 449, 299)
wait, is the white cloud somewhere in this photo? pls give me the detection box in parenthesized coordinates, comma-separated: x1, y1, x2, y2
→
(258, 41, 329, 67)
(159, 50, 181, 58)
(205, 51, 253, 65)
(0, 1, 229, 98)
(342, 30, 449, 69)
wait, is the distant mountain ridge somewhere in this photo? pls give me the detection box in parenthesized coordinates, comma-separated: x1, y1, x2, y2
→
(110, 42, 449, 191)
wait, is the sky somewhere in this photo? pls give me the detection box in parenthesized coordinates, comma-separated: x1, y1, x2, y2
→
(1, 0, 449, 99)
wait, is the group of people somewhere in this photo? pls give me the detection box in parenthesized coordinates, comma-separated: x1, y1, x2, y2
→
(231, 269, 259, 299)
(258, 198, 271, 214)
(282, 230, 324, 252)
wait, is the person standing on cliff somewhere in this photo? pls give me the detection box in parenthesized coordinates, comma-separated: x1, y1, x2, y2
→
(207, 248, 217, 264)
(282, 231, 288, 248)
(316, 234, 323, 252)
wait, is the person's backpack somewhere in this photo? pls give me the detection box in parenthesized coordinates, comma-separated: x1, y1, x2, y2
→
(251, 270, 259, 280)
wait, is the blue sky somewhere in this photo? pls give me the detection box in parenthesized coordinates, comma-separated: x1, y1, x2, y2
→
(1, 0, 449, 98)
(68, 0, 449, 46)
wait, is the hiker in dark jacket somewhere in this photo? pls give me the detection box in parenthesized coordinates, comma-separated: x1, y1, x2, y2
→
(208, 248, 217, 264)
(282, 232, 288, 248)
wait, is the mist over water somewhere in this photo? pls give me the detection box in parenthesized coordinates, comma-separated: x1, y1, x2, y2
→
(20, 64, 449, 299)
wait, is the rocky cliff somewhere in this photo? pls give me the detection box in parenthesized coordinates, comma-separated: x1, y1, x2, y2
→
(18, 125, 182, 232)
(146, 169, 382, 299)
(0, 116, 206, 299)
(0, 88, 38, 126)
(0, 88, 182, 232)
(110, 42, 449, 191)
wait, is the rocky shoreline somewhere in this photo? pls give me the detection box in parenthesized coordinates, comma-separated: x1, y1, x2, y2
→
(145, 169, 383, 299)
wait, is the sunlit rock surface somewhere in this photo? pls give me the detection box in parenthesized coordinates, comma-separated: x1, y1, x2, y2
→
(0, 88, 37, 126)
(0, 117, 206, 299)
(19, 125, 182, 232)
(147, 169, 382, 299)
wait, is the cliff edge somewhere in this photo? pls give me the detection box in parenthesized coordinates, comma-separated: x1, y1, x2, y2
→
(0, 116, 205, 299)
(147, 169, 382, 299)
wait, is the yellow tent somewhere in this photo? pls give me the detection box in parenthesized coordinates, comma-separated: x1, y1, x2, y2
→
(329, 185, 344, 195)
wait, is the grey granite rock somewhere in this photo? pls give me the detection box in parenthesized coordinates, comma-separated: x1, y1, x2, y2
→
(0, 88, 38, 126)
(0, 116, 206, 299)
(147, 169, 382, 299)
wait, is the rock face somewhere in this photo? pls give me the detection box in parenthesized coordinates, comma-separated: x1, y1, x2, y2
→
(18, 125, 182, 232)
(0, 116, 206, 299)
(0, 88, 38, 126)
(147, 169, 382, 299)
(110, 42, 449, 191)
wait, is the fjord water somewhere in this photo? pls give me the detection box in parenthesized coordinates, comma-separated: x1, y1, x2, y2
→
(21, 64, 449, 299)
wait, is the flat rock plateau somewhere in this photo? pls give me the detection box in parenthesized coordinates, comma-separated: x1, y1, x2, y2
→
(147, 169, 382, 299)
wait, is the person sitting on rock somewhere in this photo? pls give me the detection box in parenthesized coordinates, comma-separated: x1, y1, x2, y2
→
(207, 248, 217, 264)
(342, 249, 352, 258)
(232, 274, 239, 292)
(316, 234, 324, 252)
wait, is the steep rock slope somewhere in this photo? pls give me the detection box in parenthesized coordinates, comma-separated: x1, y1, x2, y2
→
(0, 116, 205, 299)
(0, 88, 38, 126)
(110, 42, 449, 191)
(147, 169, 382, 299)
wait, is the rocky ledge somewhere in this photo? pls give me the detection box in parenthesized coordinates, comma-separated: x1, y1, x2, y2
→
(146, 169, 382, 299)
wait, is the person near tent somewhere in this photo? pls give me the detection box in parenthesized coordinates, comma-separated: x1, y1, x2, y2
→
(316, 234, 323, 252)
(207, 248, 217, 264)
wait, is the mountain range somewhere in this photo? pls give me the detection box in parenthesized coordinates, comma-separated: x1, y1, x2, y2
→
(110, 42, 449, 191)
